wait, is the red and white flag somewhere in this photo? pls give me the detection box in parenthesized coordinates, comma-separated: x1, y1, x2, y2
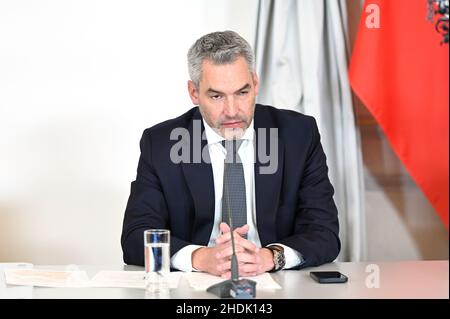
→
(349, 0, 449, 228)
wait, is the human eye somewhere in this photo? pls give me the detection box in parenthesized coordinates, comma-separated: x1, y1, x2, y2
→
(238, 90, 249, 96)
(210, 94, 223, 100)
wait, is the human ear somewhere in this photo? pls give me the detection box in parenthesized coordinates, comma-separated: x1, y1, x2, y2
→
(187, 80, 199, 105)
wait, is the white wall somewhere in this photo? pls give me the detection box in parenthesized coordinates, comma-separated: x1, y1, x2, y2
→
(0, 0, 259, 265)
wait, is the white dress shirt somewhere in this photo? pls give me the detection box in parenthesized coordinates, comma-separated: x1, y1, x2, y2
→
(171, 118, 303, 271)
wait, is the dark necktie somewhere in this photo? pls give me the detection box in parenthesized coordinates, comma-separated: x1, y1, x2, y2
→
(221, 139, 247, 231)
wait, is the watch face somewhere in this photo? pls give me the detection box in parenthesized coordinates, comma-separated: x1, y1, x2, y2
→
(274, 250, 286, 270)
(267, 245, 285, 271)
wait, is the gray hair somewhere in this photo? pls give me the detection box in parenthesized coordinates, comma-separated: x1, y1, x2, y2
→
(187, 30, 255, 88)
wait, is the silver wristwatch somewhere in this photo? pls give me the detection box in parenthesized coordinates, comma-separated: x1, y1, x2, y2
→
(267, 245, 286, 272)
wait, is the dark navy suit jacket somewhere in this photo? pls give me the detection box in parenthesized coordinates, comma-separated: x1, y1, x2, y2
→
(121, 104, 340, 269)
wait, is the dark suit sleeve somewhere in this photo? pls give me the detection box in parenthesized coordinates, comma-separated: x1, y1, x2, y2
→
(121, 130, 191, 266)
(279, 118, 340, 269)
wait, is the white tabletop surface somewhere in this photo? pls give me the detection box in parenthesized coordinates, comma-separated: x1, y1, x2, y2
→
(1, 260, 448, 299)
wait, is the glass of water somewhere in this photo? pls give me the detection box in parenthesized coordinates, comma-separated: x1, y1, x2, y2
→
(144, 229, 170, 293)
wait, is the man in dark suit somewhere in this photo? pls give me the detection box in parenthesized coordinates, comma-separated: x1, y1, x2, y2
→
(121, 31, 340, 278)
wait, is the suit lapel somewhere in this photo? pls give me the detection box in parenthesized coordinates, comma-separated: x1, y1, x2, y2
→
(181, 108, 215, 245)
(254, 107, 284, 246)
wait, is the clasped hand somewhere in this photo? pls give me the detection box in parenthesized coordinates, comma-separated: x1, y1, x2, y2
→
(192, 222, 274, 278)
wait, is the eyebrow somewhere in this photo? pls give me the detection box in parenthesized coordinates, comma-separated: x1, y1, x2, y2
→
(206, 83, 251, 95)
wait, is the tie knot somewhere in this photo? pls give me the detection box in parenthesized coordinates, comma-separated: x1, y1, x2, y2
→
(222, 139, 243, 163)
(222, 139, 242, 153)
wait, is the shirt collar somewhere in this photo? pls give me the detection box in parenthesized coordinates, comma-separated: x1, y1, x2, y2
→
(202, 117, 255, 145)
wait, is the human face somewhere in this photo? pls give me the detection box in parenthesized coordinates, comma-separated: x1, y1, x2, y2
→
(187, 56, 259, 139)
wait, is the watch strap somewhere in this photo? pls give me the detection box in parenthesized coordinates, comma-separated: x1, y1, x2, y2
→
(266, 245, 286, 272)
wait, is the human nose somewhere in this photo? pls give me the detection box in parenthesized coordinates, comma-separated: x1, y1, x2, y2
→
(223, 97, 238, 118)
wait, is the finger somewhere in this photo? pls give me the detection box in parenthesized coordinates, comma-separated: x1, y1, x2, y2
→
(235, 252, 259, 264)
(239, 263, 259, 275)
(216, 260, 231, 273)
(215, 231, 231, 245)
(217, 259, 249, 273)
(220, 263, 261, 278)
(215, 225, 237, 245)
(234, 236, 259, 253)
(215, 231, 258, 252)
(216, 244, 245, 259)
(219, 222, 230, 234)
(220, 251, 258, 264)
(234, 224, 249, 236)
(215, 226, 246, 245)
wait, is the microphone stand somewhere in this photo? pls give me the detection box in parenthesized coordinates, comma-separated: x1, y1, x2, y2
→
(207, 140, 257, 299)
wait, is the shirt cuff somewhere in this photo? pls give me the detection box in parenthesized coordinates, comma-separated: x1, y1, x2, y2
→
(170, 244, 204, 272)
(268, 243, 304, 269)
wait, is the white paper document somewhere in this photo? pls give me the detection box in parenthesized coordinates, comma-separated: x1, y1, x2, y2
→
(184, 272, 282, 290)
(3, 268, 182, 289)
(90, 271, 182, 289)
(4, 268, 90, 288)
(4, 267, 279, 291)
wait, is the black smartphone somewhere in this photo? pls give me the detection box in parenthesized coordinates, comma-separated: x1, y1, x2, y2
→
(310, 271, 348, 284)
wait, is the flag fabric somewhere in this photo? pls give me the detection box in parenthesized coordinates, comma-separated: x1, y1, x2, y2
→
(349, 0, 449, 228)
(255, 0, 367, 261)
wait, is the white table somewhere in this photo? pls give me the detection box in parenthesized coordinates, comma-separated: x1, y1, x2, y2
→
(1, 260, 448, 299)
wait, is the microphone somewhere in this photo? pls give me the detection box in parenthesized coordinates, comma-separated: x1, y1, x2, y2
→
(207, 142, 257, 299)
